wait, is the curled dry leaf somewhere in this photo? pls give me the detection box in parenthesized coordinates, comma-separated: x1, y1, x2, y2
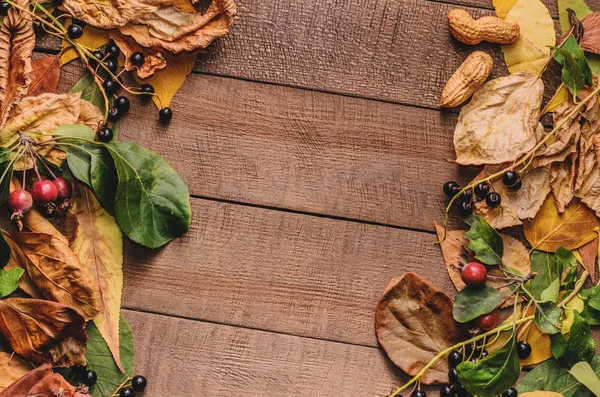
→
(61, 0, 160, 29)
(4, 230, 101, 320)
(28, 56, 61, 97)
(375, 272, 468, 384)
(110, 30, 167, 79)
(581, 13, 600, 55)
(0, 364, 52, 397)
(454, 73, 544, 166)
(524, 195, 600, 252)
(26, 373, 76, 397)
(0, 299, 87, 367)
(0, 351, 32, 391)
(0, 0, 35, 125)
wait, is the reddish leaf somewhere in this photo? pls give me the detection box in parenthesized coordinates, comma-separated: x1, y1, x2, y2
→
(581, 13, 600, 55)
(27, 55, 61, 97)
(0, 364, 52, 397)
(27, 373, 76, 397)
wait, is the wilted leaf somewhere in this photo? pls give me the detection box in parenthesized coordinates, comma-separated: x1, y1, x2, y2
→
(4, 231, 101, 319)
(576, 162, 600, 217)
(109, 31, 167, 79)
(28, 56, 61, 96)
(0, 0, 35, 125)
(0, 364, 51, 397)
(0, 267, 24, 298)
(524, 196, 600, 251)
(575, 238, 598, 282)
(454, 73, 544, 166)
(0, 351, 32, 391)
(570, 362, 600, 396)
(71, 184, 124, 371)
(581, 13, 600, 55)
(518, 356, 600, 396)
(0, 298, 87, 367)
(25, 373, 76, 397)
(375, 273, 468, 384)
(61, 20, 110, 66)
(61, 0, 160, 29)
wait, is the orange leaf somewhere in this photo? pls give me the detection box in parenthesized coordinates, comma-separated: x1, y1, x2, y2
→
(575, 238, 599, 282)
(0, 364, 52, 397)
(0, 352, 32, 391)
(28, 56, 61, 96)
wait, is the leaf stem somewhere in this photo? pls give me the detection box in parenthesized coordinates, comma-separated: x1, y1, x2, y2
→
(559, 270, 588, 308)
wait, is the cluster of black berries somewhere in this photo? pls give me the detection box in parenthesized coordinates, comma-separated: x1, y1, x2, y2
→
(73, 366, 148, 395)
(118, 375, 148, 397)
(443, 170, 522, 217)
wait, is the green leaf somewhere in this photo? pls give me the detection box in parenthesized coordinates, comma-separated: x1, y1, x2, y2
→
(552, 333, 567, 360)
(518, 356, 600, 397)
(535, 302, 563, 334)
(71, 72, 109, 116)
(463, 215, 503, 265)
(564, 311, 596, 367)
(559, 36, 593, 87)
(86, 314, 134, 397)
(553, 46, 586, 96)
(584, 287, 600, 311)
(457, 335, 520, 397)
(0, 147, 14, 206)
(528, 251, 562, 301)
(570, 362, 600, 397)
(541, 278, 561, 303)
(0, 230, 8, 268)
(0, 267, 24, 298)
(105, 142, 191, 249)
(558, 0, 593, 34)
(452, 286, 503, 323)
(556, 247, 579, 289)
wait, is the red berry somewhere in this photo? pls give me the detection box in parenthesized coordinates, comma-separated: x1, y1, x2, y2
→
(53, 177, 72, 200)
(461, 262, 487, 288)
(8, 189, 33, 217)
(32, 180, 58, 206)
(477, 311, 500, 331)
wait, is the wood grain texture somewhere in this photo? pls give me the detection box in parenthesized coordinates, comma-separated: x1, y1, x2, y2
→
(120, 198, 456, 348)
(123, 309, 438, 397)
(57, 62, 478, 231)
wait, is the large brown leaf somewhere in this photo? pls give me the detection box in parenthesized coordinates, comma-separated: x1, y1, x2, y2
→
(581, 12, 600, 55)
(0, 351, 32, 391)
(0, 364, 52, 397)
(375, 272, 468, 384)
(4, 231, 101, 320)
(0, 299, 87, 367)
(27, 373, 76, 396)
(0, 0, 35, 126)
(61, 0, 160, 29)
(71, 184, 124, 371)
(3, 236, 44, 299)
(28, 55, 61, 97)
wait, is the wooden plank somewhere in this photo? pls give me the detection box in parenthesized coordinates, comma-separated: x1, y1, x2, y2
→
(57, 62, 477, 232)
(123, 308, 436, 397)
(121, 197, 456, 348)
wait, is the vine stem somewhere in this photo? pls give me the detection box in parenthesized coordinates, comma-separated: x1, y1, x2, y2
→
(388, 315, 534, 397)
(559, 270, 588, 308)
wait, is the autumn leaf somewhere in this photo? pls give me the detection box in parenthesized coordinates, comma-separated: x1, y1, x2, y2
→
(0, 364, 52, 397)
(375, 273, 469, 384)
(502, 0, 555, 74)
(0, 351, 32, 391)
(60, 20, 110, 66)
(110, 30, 167, 79)
(454, 73, 544, 166)
(575, 238, 599, 282)
(62, 0, 160, 29)
(71, 183, 124, 371)
(0, 0, 35, 125)
(25, 373, 77, 397)
(493, 0, 518, 19)
(0, 298, 87, 367)
(524, 195, 600, 251)
(4, 230, 101, 320)
(3, 236, 44, 299)
(559, 0, 593, 34)
(580, 13, 600, 55)
(28, 56, 61, 96)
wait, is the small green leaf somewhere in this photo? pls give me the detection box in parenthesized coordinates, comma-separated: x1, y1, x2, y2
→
(457, 335, 520, 397)
(551, 333, 567, 360)
(86, 314, 134, 397)
(541, 279, 561, 303)
(535, 302, 563, 334)
(528, 251, 563, 301)
(0, 147, 14, 206)
(553, 46, 586, 96)
(570, 362, 600, 397)
(564, 311, 595, 367)
(106, 142, 191, 249)
(0, 267, 24, 298)
(584, 287, 600, 312)
(463, 215, 503, 265)
(560, 36, 593, 87)
(453, 286, 503, 323)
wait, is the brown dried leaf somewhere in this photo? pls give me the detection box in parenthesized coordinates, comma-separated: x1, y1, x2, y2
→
(0, 364, 52, 397)
(3, 237, 44, 299)
(0, 352, 33, 391)
(576, 162, 600, 216)
(26, 373, 76, 397)
(575, 238, 598, 282)
(581, 12, 600, 55)
(375, 272, 468, 384)
(110, 30, 167, 79)
(454, 73, 544, 165)
(61, 0, 160, 29)
(594, 134, 600, 169)
(4, 231, 101, 320)
(28, 56, 61, 97)
(0, 299, 86, 367)
(533, 101, 581, 168)
(0, 0, 35, 126)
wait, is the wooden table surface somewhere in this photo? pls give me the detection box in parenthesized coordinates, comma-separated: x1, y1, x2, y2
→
(42, 0, 600, 395)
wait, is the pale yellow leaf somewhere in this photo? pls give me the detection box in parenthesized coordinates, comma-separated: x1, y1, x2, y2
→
(493, 0, 518, 19)
(561, 293, 584, 334)
(543, 85, 570, 114)
(502, 0, 555, 75)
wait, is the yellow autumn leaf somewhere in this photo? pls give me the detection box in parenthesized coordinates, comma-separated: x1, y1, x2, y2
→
(502, 0, 555, 75)
(561, 293, 585, 334)
(134, 50, 198, 109)
(60, 20, 110, 66)
(70, 184, 124, 371)
(543, 85, 569, 115)
(493, 0, 518, 19)
(524, 196, 600, 252)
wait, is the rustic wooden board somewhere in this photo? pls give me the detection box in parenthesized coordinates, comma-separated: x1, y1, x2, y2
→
(123, 308, 438, 397)
(120, 198, 455, 348)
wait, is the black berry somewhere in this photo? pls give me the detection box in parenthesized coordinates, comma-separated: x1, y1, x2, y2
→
(448, 351, 462, 367)
(502, 171, 520, 188)
(98, 127, 114, 143)
(411, 391, 426, 397)
(140, 84, 155, 95)
(502, 388, 518, 397)
(132, 375, 148, 392)
(115, 96, 130, 114)
(457, 201, 473, 217)
(474, 182, 490, 198)
(508, 179, 522, 191)
(90, 50, 105, 68)
(119, 387, 135, 397)
(103, 78, 119, 95)
(0, 2, 10, 13)
(159, 108, 173, 124)
(108, 107, 120, 122)
(448, 367, 458, 383)
(130, 52, 145, 67)
(444, 181, 460, 197)
(517, 341, 532, 359)
(441, 385, 455, 397)
(67, 24, 84, 40)
(82, 370, 97, 387)
(105, 41, 120, 60)
(459, 188, 473, 203)
(106, 59, 118, 74)
(486, 192, 502, 208)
